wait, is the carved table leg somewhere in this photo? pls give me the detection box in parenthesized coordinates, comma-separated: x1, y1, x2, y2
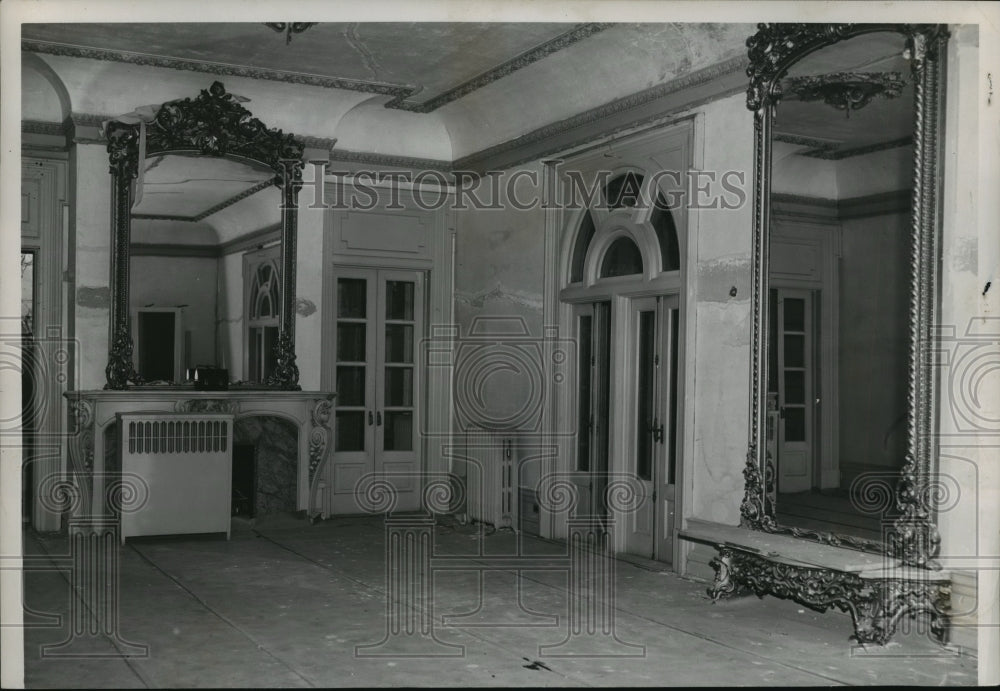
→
(851, 579, 951, 646)
(708, 546, 741, 600)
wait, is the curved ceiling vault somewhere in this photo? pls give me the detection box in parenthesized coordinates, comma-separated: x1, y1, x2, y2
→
(23, 22, 753, 166)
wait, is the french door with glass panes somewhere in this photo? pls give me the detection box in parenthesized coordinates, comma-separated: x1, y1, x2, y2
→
(572, 301, 612, 520)
(626, 295, 680, 563)
(331, 268, 424, 514)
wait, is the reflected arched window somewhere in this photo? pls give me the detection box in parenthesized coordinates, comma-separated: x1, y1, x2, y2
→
(246, 249, 280, 383)
(250, 263, 279, 320)
(570, 210, 596, 283)
(652, 193, 680, 272)
(600, 237, 643, 278)
(604, 172, 644, 210)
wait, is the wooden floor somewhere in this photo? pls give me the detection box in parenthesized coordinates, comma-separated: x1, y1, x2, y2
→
(22, 515, 976, 687)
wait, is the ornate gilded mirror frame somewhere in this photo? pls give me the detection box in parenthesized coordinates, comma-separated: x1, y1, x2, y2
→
(104, 81, 305, 390)
(740, 24, 949, 567)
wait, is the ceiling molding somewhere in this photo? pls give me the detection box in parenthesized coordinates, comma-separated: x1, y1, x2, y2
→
(800, 135, 913, 160)
(299, 135, 338, 154)
(327, 148, 452, 173)
(773, 132, 837, 150)
(772, 189, 910, 219)
(774, 133, 913, 160)
(23, 24, 608, 115)
(129, 242, 221, 258)
(454, 54, 748, 172)
(69, 112, 109, 128)
(387, 23, 612, 113)
(219, 224, 281, 256)
(23, 38, 410, 99)
(22, 119, 66, 136)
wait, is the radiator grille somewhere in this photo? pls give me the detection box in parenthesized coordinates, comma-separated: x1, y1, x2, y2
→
(127, 419, 229, 455)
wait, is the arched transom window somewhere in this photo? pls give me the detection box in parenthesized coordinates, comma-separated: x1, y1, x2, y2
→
(565, 170, 682, 292)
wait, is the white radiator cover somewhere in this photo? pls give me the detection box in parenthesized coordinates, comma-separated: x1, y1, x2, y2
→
(463, 426, 516, 530)
(117, 412, 234, 543)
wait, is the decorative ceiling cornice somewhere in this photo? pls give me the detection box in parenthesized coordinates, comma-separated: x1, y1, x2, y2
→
(22, 23, 609, 115)
(386, 23, 612, 113)
(327, 148, 452, 173)
(772, 132, 837, 150)
(298, 135, 339, 153)
(22, 119, 66, 136)
(23, 38, 409, 98)
(800, 135, 913, 160)
(452, 53, 749, 171)
(774, 132, 913, 160)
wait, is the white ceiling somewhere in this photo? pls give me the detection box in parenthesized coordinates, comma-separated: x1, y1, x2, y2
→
(22, 22, 753, 160)
(24, 23, 914, 238)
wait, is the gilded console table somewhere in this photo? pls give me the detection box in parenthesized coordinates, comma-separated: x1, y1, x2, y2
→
(682, 520, 950, 646)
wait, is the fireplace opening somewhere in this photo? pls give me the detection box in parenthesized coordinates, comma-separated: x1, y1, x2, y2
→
(232, 442, 256, 518)
(232, 416, 298, 518)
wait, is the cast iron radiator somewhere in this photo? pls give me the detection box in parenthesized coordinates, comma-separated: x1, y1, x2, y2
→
(462, 425, 516, 530)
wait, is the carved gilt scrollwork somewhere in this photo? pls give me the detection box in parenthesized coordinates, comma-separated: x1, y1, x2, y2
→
(708, 546, 949, 646)
(104, 80, 304, 390)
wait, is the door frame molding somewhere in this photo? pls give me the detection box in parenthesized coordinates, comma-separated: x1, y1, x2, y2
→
(769, 216, 840, 490)
(21, 155, 68, 532)
(545, 119, 693, 565)
(320, 183, 455, 514)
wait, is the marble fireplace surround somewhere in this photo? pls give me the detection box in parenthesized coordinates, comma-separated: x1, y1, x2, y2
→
(65, 389, 335, 519)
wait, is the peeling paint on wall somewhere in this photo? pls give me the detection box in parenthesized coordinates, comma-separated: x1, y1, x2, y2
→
(295, 297, 317, 317)
(952, 236, 978, 274)
(76, 285, 110, 308)
(696, 257, 752, 303)
(454, 284, 543, 312)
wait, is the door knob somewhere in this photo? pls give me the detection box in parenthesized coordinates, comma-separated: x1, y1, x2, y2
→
(376, 411, 383, 426)
(368, 411, 374, 426)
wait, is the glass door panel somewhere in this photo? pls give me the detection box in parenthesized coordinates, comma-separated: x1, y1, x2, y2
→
(334, 275, 375, 454)
(379, 277, 421, 454)
(775, 289, 813, 493)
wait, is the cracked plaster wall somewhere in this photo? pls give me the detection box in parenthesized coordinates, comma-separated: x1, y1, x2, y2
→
(453, 161, 546, 433)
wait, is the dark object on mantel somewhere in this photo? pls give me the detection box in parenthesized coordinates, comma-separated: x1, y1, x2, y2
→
(191, 366, 229, 391)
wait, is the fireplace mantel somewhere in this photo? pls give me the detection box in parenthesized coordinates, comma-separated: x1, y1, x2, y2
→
(64, 389, 336, 519)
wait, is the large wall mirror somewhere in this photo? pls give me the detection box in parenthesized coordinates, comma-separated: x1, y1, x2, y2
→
(104, 81, 304, 390)
(741, 24, 948, 567)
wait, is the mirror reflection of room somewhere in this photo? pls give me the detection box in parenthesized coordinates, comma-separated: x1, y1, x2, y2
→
(768, 31, 913, 540)
(128, 152, 281, 385)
